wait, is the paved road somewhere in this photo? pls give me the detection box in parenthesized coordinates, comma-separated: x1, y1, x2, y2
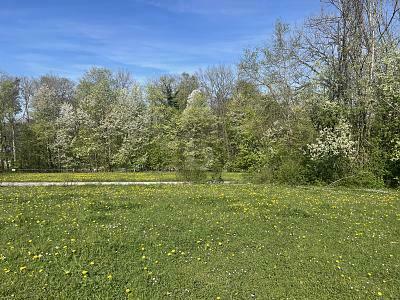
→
(0, 181, 189, 187)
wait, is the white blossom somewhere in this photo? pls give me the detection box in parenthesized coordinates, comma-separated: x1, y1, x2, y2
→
(307, 119, 357, 161)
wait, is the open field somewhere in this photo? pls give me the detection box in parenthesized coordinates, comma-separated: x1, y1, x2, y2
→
(0, 172, 244, 183)
(0, 185, 399, 299)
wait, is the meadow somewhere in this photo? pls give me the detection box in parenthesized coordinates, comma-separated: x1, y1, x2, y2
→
(0, 172, 243, 183)
(0, 184, 399, 299)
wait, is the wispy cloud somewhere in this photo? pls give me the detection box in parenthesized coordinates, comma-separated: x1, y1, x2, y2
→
(138, 0, 260, 16)
(0, 0, 320, 79)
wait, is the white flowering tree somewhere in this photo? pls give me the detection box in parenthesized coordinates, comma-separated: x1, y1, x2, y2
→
(52, 103, 77, 168)
(307, 119, 357, 181)
(391, 140, 400, 162)
(112, 85, 151, 170)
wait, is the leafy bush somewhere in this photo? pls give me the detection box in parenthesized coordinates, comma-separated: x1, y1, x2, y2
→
(273, 158, 307, 185)
(330, 170, 385, 189)
(176, 168, 208, 182)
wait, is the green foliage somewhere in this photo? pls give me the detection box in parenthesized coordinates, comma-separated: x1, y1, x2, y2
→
(330, 170, 385, 189)
(176, 168, 208, 182)
(373, 50, 400, 187)
(176, 92, 223, 180)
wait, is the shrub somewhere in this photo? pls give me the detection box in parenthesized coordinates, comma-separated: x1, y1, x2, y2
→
(176, 168, 208, 182)
(330, 170, 385, 189)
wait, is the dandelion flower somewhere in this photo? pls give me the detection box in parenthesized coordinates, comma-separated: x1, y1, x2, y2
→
(82, 270, 88, 275)
(107, 274, 112, 280)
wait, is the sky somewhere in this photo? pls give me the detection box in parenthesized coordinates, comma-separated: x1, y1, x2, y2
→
(0, 0, 321, 81)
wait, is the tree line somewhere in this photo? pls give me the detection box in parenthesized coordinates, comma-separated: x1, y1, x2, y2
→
(1, 0, 400, 186)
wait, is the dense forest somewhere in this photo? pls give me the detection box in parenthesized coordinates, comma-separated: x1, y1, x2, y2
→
(1, 0, 400, 187)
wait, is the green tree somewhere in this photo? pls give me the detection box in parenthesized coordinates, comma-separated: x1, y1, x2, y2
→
(0, 76, 20, 169)
(176, 91, 222, 181)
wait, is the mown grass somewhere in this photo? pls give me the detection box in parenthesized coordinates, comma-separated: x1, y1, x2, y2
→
(0, 185, 399, 299)
(0, 172, 243, 183)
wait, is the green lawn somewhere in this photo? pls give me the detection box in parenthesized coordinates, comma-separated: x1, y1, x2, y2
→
(0, 171, 243, 183)
(0, 185, 399, 299)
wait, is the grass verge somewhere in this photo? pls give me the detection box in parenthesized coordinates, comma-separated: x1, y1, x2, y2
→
(0, 172, 243, 183)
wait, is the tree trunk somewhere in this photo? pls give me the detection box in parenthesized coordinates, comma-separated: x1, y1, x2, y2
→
(11, 122, 16, 167)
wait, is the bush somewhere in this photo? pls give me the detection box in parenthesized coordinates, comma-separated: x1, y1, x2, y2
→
(247, 157, 306, 185)
(330, 170, 385, 189)
(176, 169, 208, 182)
(274, 159, 307, 185)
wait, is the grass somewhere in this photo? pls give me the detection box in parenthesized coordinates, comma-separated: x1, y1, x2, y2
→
(0, 171, 244, 183)
(0, 184, 399, 299)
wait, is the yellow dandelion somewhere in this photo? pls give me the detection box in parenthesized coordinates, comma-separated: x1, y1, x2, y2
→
(82, 270, 88, 275)
(378, 291, 383, 296)
(107, 274, 112, 280)
(19, 266, 27, 272)
(125, 288, 131, 294)
(89, 261, 95, 265)
(4, 268, 10, 273)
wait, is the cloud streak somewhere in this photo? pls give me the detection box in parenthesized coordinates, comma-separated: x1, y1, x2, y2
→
(0, 0, 320, 79)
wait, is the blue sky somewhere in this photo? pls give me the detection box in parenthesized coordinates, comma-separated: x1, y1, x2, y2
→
(0, 0, 320, 81)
